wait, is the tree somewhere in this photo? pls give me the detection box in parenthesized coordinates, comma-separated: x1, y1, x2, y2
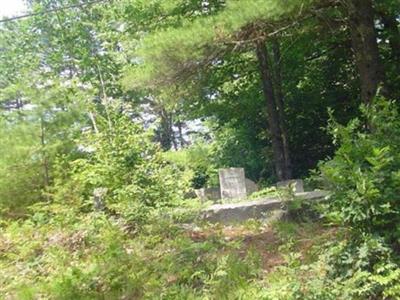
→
(0, 0, 121, 213)
(122, 0, 319, 180)
(255, 39, 292, 180)
(346, 0, 384, 104)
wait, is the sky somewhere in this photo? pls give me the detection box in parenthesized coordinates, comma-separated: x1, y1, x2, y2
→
(0, 0, 27, 18)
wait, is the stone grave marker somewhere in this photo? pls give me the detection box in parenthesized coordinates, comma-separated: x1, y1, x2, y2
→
(245, 178, 259, 196)
(93, 187, 108, 211)
(194, 187, 221, 202)
(219, 168, 247, 200)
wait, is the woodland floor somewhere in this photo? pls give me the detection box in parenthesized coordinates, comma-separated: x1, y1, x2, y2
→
(186, 220, 338, 273)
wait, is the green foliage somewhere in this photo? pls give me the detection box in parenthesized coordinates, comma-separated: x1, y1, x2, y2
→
(163, 142, 218, 189)
(2, 203, 399, 299)
(210, 123, 269, 181)
(0, 81, 86, 216)
(0, 118, 43, 216)
(0, 205, 261, 299)
(249, 187, 279, 199)
(123, 0, 314, 88)
(0, 0, 121, 216)
(164, 130, 267, 190)
(240, 226, 400, 300)
(54, 109, 184, 224)
(318, 100, 400, 243)
(286, 198, 322, 222)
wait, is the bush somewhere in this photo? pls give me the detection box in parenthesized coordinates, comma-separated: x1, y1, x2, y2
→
(318, 99, 400, 245)
(0, 120, 43, 216)
(163, 142, 218, 189)
(53, 111, 185, 225)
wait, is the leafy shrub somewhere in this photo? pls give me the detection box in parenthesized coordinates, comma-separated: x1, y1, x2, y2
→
(0, 119, 43, 216)
(0, 113, 81, 217)
(246, 231, 400, 299)
(53, 110, 185, 225)
(254, 99, 400, 300)
(318, 99, 400, 245)
(286, 198, 323, 222)
(210, 124, 270, 182)
(163, 142, 218, 189)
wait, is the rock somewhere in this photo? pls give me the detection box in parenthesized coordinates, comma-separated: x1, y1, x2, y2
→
(192, 168, 259, 203)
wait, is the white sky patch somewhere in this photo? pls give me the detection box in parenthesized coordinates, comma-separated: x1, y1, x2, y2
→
(0, 0, 27, 18)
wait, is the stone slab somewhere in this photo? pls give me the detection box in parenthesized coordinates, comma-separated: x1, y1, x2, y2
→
(202, 190, 329, 224)
(202, 197, 282, 223)
(219, 168, 247, 200)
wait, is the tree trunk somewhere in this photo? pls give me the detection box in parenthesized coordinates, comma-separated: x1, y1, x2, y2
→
(170, 112, 178, 150)
(159, 109, 173, 150)
(171, 117, 178, 151)
(347, 0, 383, 104)
(255, 40, 292, 181)
(40, 117, 50, 193)
(271, 40, 292, 179)
(177, 120, 186, 148)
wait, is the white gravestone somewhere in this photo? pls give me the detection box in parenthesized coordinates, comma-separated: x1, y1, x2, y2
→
(219, 168, 247, 200)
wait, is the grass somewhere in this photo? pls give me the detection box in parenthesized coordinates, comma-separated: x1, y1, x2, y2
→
(0, 200, 341, 299)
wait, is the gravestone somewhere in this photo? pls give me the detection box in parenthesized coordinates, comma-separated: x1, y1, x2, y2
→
(219, 168, 247, 200)
(206, 187, 221, 201)
(93, 187, 108, 211)
(195, 187, 221, 202)
(276, 179, 304, 193)
(245, 178, 259, 196)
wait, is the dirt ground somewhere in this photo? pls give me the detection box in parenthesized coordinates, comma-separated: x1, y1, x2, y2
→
(187, 221, 338, 272)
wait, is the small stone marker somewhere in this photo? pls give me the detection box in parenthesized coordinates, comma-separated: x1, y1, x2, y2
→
(245, 178, 259, 196)
(219, 168, 247, 200)
(93, 187, 108, 211)
(194, 189, 206, 200)
(206, 187, 221, 201)
(195, 187, 221, 202)
(276, 179, 304, 193)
